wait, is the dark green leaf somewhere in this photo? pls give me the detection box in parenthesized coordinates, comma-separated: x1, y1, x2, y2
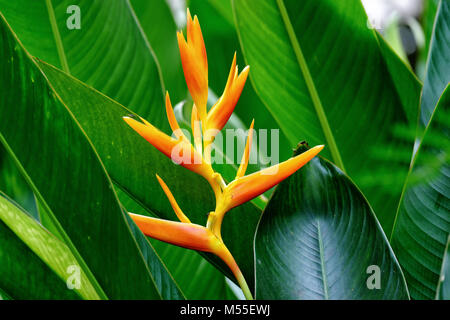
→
(420, 0, 450, 127)
(391, 85, 450, 300)
(0, 14, 182, 299)
(0, 0, 166, 118)
(255, 144, 409, 299)
(130, 0, 186, 103)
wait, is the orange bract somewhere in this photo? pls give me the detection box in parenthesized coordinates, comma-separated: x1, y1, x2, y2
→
(177, 9, 208, 121)
(207, 53, 250, 134)
(226, 145, 324, 210)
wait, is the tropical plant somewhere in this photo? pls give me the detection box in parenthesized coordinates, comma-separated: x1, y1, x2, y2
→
(0, 0, 448, 300)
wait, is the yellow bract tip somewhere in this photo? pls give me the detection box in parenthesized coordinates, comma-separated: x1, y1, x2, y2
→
(156, 174, 191, 224)
(236, 120, 255, 179)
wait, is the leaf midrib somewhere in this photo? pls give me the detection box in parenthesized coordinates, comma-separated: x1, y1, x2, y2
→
(317, 219, 329, 299)
(275, 0, 345, 172)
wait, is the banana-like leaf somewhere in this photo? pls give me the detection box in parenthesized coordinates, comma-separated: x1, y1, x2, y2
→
(130, 0, 186, 103)
(436, 235, 450, 300)
(255, 144, 409, 299)
(232, 0, 422, 233)
(391, 85, 450, 300)
(420, 0, 450, 127)
(36, 57, 260, 292)
(0, 0, 166, 119)
(0, 192, 98, 299)
(0, 14, 183, 299)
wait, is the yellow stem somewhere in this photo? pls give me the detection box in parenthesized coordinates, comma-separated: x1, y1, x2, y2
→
(214, 243, 253, 300)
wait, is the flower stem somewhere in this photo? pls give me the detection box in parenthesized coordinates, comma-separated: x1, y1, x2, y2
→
(214, 242, 254, 300)
(236, 270, 254, 300)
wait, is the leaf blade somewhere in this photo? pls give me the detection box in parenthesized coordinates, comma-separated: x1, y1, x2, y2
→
(255, 144, 409, 299)
(391, 85, 450, 300)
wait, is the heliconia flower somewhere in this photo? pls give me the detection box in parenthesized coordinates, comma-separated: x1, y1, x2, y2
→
(122, 115, 213, 178)
(223, 145, 324, 212)
(177, 9, 208, 122)
(206, 53, 249, 135)
(123, 8, 325, 301)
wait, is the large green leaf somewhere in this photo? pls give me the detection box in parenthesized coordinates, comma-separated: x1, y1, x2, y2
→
(0, 0, 166, 119)
(0, 14, 182, 299)
(255, 144, 409, 299)
(0, 192, 98, 299)
(233, 0, 422, 233)
(36, 58, 260, 292)
(419, 0, 450, 127)
(130, 0, 186, 103)
(391, 85, 450, 300)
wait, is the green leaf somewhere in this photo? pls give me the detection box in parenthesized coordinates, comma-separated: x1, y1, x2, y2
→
(233, 0, 422, 232)
(417, 0, 440, 80)
(36, 55, 260, 293)
(436, 235, 450, 300)
(0, 145, 38, 219)
(130, 0, 186, 103)
(0, 192, 98, 299)
(0, 14, 182, 299)
(419, 0, 450, 127)
(0, 0, 166, 119)
(0, 287, 12, 300)
(374, 33, 422, 128)
(255, 143, 409, 299)
(391, 85, 450, 300)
